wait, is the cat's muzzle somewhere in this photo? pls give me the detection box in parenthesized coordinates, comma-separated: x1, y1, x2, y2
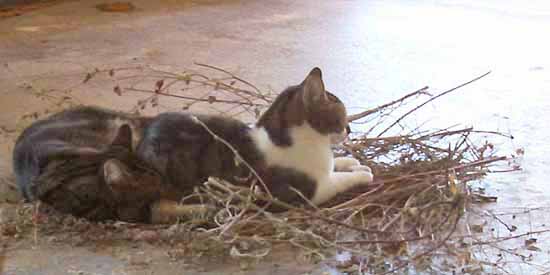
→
(330, 130, 348, 144)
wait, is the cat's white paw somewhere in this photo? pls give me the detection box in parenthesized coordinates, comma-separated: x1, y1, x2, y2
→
(349, 164, 372, 173)
(334, 157, 361, 172)
(351, 171, 374, 185)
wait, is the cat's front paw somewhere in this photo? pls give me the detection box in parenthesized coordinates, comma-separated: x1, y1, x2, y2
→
(334, 157, 361, 172)
(349, 164, 372, 173)
(351, 170, 374, 185)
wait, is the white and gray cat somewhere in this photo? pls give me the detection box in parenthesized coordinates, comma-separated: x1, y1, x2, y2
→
(13, 67, 373, 223)
(137, 67, 373, 214)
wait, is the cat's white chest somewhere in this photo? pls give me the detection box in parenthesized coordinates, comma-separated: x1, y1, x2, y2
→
(250, 124, 333, 181)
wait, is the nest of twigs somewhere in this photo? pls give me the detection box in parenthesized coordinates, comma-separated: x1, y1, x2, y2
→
(10, 64, 524, 274)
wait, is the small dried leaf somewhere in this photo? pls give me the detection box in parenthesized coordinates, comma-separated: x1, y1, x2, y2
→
(109, 69, 115, 77)
(474, 194, 497, 203)
(208, 96, 216, 104)
(1, 224, 17, 236)
(155, 79, 164, 92)
(83, 73, 93, 83)
(525, 238, 537, 246)
(137, 99, 147, 110)
(381, 241, 407, 256)
(471, 224, 484, 233)
(113, 86, 122, 96)
(230, 80, 236, 86)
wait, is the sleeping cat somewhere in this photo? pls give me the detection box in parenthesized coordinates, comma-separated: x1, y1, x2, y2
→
(12, 106, 165, 222)
(137, 67, 373, 211)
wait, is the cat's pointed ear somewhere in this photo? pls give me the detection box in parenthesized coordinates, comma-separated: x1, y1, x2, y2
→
(111, 124, 132, 150)
(302, 67, 328, 108)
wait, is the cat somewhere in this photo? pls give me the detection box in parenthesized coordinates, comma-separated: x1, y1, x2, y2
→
(12, 106, 165, 222)
(136, 67, 373, 211)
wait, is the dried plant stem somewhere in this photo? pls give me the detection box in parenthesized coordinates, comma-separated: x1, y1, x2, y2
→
(125, 87, 267, 107)
(347, 86, 430, 122)
(208, 179, 396, 235)
(377, 71, 492, 137)
(381, 212, 462, 275)
(189, 115, 272, 199)
(378, 156, 507, 185)
(471, 228, 550, 246)
(194, 62, 263, 95)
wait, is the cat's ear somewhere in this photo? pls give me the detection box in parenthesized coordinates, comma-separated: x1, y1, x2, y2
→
(111, 124, 132, 150)
(302, 67, 328, 108)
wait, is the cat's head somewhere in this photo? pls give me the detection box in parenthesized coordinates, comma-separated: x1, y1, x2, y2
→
(256, 67, 348, 146)
(103, 124, 163, 222)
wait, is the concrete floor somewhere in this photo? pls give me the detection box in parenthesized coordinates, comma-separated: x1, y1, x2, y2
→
(0, 0, 377, 109)
(2, 0, 550, 274)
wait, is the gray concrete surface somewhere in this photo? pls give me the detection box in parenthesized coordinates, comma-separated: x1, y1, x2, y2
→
(2, 0, 550, 274)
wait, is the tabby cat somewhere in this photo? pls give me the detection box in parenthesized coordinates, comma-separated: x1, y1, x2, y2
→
(12, 106, 164, 222)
